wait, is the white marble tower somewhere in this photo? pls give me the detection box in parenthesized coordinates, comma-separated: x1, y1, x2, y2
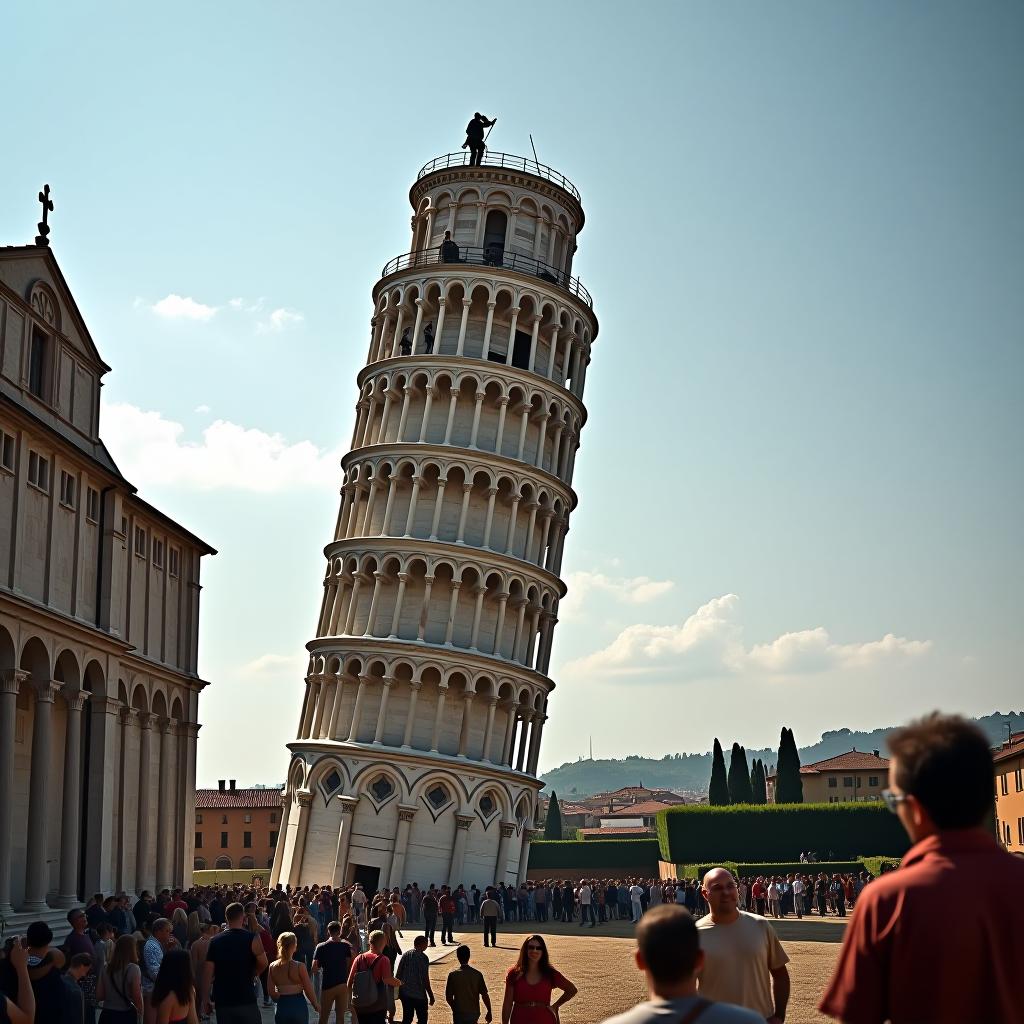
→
(271, 147, 597, 892)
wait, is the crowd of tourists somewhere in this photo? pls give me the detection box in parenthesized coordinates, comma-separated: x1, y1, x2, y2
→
(1, 713, 1023, 1024)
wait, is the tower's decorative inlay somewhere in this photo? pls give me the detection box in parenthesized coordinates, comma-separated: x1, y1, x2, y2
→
(271, 148, 597, 890)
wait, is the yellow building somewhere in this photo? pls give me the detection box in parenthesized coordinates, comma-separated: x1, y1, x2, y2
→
(994, 731, 1024, 851)
(767, 749, 889, 803)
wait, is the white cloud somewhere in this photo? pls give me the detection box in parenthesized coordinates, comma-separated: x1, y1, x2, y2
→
(151, 294, 218, 321)
(257, 308, 304, 333)
(561, 570, 675, 621)
(240, 653, 303, 675)
(101, 401, 344, 493)
(562, 593, 931, 681)
(194, 404, 210, 414)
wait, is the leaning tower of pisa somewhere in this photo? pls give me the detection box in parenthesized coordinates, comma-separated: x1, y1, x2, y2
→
(271, 145, 597, 892)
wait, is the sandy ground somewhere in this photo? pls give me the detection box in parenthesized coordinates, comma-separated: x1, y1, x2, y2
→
(240, 915, 846, 1023)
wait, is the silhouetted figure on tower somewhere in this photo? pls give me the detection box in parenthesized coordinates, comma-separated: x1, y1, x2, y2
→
(463, 113, 496, 166)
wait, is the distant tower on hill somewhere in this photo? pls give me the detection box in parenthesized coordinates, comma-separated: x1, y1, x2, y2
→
(271, 142, 598, 890)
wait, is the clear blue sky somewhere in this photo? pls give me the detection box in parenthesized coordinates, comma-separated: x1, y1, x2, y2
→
(3, 1, 1021, 784)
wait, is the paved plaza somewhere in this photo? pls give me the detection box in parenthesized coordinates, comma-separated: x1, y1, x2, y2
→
(236, 916, 845, 1024)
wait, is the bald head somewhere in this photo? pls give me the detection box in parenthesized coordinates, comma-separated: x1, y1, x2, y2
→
(701, 867, 739, 920)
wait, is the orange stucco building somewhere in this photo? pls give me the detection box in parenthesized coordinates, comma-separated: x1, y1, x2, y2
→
(194, 782, 283, 873)
(994, 731, 1024, 852)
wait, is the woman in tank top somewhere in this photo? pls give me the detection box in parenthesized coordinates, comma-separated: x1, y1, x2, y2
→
(150, 948, 196, 1024)
(269, 931, 319, 1023)
(97, 934, 144, 1023)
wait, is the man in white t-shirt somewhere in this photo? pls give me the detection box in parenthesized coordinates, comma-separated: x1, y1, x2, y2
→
(579, 881, 594, 927)
(351, 884, 368, 922)
(629, 882, 645, 923)
(599, 904, 762, 1024)
(697, 868, 790, 1023)
(790, 877, 804, 919)
(766, 879, 780, 919)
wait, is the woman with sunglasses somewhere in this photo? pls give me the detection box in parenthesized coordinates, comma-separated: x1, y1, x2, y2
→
(502, 935, 577, 1023)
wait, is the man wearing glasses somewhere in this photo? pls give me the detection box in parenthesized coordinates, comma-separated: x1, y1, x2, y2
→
(695, 869, 790, 1023)
(819, 713, 1024, 1024)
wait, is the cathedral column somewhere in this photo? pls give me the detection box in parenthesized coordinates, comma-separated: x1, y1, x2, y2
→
(481, 698, 499, 762)
(527, 316, 541, 374)
(534, 413, 550, 470)
(389, 572, 410, 637)
(494, 397, 509, 456)
(501, 702, 520, 766)
(481, 301, 497, 359)
(443, 391, 459, 443)
(518, 828, 538, 885)
(516, 407, 530, 460)
(522, 502, 540, 561)
(469, 391, 486, 448)
(359, 481, 380, 535)
(545, 327, 560, 380)
(455, 483, 473, 543)
(364, 572, 387, 636)
(515, 710, 533, 772)
(156, 717, 178, 892)
(443, 581, 461, 645)
(527, 714, 546, 774)
(380, 477, 400, 536)
(24, 679, 62, 913)
(134, 711, 155, 898)
(429, 478, 448, 539)
(311, 675, 330, 738)
(559, 431, 575, 479)
(457, 691, 475, 757)
(495, 822, 516, 884)
(343, 574, 365, 635)
(434, 299, 448, 353)
(429, 684, 449, 753)
(456, 299, 471, 356)
(181, 722, 200, 888)
(549, 425, 563, 476)
(347, 675, 370, 743)
(504, 494, 521, 554)
(288, 792, 312, 885)
(418, 386, 434, 442)
(395, 386, 414, 442)
(402, 682, 422, 748)
(389, 308, 406, 358)
(403, 476, 423, 536)
(417, 576, 434, 640)
(57, 689, 89, 906)
(525, 607, 542, 668)
(504, 306, 521, 365)
(299, 675, 320, 739)
(269, 795, 289, 886)
(560, 333, 575, 387)
(492, 592, 510, 656)
(0, 670, 28, 915)
(388, 806, 417, 889)
(327, 675, 347, 739)
(410, 298, 426, 354)
(511, 599, 528, 662)
(116, 707, 133, 892)
(481, 488, 498, 548)
(448, 815, 474, 887)
(469, 585, 487, 650)
(377, 392, 395, 442)
(372, 676, 394, 744)
(352, 401, 371, 448)
(331, 796, 360, 888)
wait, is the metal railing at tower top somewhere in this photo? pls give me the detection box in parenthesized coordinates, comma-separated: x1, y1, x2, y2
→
(416, 152, 581, 204)
(380, 245, 593, 309)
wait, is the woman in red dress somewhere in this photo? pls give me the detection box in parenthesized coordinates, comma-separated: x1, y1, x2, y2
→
(501, 934, 578, 1023)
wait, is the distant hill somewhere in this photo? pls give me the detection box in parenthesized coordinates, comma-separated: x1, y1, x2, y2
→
(539, 711, 1024, 798)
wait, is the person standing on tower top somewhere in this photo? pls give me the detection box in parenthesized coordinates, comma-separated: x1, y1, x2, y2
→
(464, 113, 496, 166)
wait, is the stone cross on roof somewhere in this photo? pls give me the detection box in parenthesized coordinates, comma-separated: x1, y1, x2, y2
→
(36, 184, 53, 246)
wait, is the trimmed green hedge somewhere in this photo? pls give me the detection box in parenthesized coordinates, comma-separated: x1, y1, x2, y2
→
(657, 803, 910, 863)
(528, 839, 660, 871)
(193, 869, 269, 885)
(671, 861, 867, 878)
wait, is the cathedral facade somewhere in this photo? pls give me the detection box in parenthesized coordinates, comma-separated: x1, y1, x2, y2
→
(0, 241, 214, 930)
(271, 149, 598, 891)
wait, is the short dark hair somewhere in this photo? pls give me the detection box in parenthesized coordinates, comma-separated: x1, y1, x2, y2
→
(70, 952, 93, 970)
(888, 713, 994, 829)
(26, 922, 53, 947)
(635, 904, 699, 983)
(414, 935, 428, 949)
(456, 943, 471, 964)
(225, 902, 245, 923)
(327, 921, 341, 936)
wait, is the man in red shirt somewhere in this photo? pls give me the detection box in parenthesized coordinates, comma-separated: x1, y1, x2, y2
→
(820, 713, 1024, 1024)
(439, 888, 457, 945)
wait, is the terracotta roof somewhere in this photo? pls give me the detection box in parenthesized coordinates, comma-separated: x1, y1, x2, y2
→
(559, 804, 592, 816)
(604, 800, 675, 816)
(768, 749, 889, 780)
(196, 788, 283, 809)
(577, 827, 654, 837)
(993, 734, 1024, 765)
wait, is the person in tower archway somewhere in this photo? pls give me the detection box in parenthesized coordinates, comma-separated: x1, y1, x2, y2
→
(463, 113, 496, 166)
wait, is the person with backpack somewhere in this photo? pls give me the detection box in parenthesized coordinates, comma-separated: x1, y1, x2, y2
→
(348, 930, 401, 1024)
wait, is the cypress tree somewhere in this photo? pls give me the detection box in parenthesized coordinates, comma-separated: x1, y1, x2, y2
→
(786, 728, 804, 803)
(776, 727, 805, 803)
(709, 738, 730, 805)
(544, 791, 563, 839)
(776, 728, 791, 803)
(755, 758, 769, 803)
(728, 743, 753, 803)
(749, 758, 760, 802)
